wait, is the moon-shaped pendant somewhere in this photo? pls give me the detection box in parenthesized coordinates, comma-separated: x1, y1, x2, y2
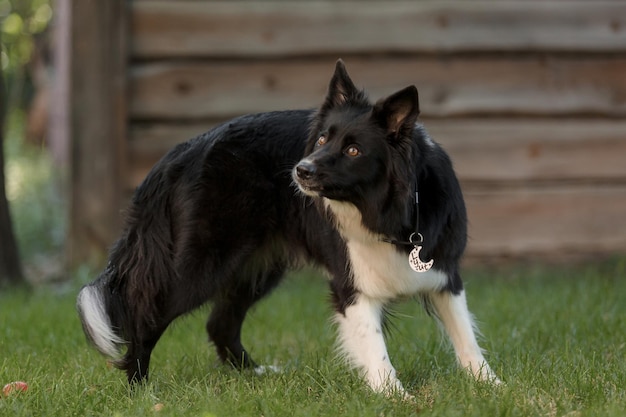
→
(408, 245, 434, 273)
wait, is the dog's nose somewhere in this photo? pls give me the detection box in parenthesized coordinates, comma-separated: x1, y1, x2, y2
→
(295, 161, 316, 180)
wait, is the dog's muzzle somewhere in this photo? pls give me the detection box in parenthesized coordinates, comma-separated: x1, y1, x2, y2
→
(293, 160, 322, 196)
(294, 160, 317, 181)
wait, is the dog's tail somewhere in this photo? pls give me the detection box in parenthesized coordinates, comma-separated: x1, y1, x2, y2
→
(77, 280, 125, 360)
(76, 235, 176, 372)
(76, 269, 127, 361)
(77, 156, 181, 380)
(77, 227, 176, 368)
(77, 177, 179, 376)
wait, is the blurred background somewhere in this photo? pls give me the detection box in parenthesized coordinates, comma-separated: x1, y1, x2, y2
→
(2, 0, 626, 287)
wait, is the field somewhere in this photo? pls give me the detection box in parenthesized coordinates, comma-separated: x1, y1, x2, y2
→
(1, 260, 625, 417)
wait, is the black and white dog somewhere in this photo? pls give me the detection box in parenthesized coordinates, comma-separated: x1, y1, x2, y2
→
(77, 60, 499, 395)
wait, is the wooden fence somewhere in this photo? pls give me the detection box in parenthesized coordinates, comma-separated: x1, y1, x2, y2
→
(64, 1, 626, 265)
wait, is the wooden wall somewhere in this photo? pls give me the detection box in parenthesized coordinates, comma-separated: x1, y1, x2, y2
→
(68, 1, 626, 265)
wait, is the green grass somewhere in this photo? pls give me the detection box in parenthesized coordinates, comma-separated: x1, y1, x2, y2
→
(1, 260, 625, 416)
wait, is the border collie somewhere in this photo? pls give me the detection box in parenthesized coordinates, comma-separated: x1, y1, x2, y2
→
(77, 60, 499, 395)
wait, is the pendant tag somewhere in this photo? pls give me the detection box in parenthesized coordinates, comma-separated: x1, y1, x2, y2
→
(408, 245, 434, 273)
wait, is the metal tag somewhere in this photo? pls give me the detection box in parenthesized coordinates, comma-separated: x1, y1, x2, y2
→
(408, 245, 434, 273)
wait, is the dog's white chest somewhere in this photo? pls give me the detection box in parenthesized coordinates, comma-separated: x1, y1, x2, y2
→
(325, 200, 447, 299)
(346, 239, 446, 299)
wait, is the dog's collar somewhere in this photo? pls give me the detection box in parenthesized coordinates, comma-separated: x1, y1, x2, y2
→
(380, 187, 422, 247)
(380, 186, 435, 273)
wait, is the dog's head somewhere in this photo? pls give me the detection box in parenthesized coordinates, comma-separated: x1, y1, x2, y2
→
(293, 60, 420, 206)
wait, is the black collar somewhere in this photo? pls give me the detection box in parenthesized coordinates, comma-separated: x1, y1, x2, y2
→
(380, 186, 422, 247)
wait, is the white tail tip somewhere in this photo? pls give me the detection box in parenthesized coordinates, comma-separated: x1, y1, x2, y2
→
(77, 285, 125, 358)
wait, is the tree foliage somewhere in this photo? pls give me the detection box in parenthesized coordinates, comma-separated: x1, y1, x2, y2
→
(1, 0, 52, 108)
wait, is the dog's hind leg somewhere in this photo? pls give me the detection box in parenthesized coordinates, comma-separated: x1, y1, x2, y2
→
(120, 265, 218, 384)
(428, 289, 500, 383)
(121, 323, 169, 384)
(206, 266, 285, 370)
(207, 298, 257, 369)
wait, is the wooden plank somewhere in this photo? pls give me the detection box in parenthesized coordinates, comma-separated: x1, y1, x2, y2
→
(429, 119, 626, 183)
(129, 57, 626, 120)
(127, 119, 626, 189)
(130, 1, 626, 57)
(465, 185, 626, 258)
(68, 0, 128, 266)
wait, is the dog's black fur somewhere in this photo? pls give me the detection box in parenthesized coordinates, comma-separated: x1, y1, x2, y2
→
(77, 60, 496, 392)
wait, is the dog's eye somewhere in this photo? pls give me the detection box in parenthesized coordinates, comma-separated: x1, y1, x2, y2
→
(345, 146, 360, 157)
(317, 135, 327, 146)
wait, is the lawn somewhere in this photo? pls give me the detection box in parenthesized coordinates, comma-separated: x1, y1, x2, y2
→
(1, 260, 625, 417)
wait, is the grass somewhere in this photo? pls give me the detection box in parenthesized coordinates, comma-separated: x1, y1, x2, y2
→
(1, 260, 625, 416)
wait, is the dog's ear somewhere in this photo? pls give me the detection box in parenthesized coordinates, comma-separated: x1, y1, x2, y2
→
(372, 86, 420, 137)
(322, 59, 359, 109)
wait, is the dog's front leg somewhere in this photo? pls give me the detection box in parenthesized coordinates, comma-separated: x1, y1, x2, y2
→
(335, 293, 405, 395)
(429, 290, 501, 384)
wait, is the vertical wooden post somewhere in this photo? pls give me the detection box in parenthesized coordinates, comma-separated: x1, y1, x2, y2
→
(66, 0, 128, 267)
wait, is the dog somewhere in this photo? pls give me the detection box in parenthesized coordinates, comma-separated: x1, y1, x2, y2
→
(77, 60, 499, 395)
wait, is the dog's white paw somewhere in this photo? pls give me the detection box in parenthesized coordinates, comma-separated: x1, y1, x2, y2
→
(366, 372, 409, 398)
(488, 375, 504, 386)
(478, 366, 503, 386)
